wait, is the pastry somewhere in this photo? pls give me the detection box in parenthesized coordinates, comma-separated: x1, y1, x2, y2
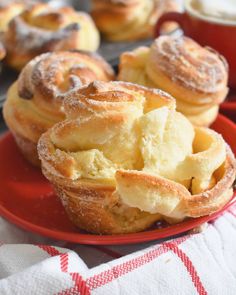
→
(91, 0, 180, 41)
(0, 0, 32, 33)
(3, 51, 114, 166)
(118, 36, 229, 126)
(37, 81, 236, 234)
(3, 2, 100, 70)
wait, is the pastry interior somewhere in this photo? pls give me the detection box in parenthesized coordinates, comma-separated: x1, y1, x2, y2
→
(38, 81, 236, 234)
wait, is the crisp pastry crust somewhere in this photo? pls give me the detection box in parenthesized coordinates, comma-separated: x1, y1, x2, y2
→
(91, 0, 180, 41)
(118, 36, 229, 126)
(3, 3, 100, 70)
(38, 81, 236, 234)
(3, 51, 114, 166)
(12, 130, 40, 166)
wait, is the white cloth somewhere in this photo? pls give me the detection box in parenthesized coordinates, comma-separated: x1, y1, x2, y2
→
(0, 202, 236, 295)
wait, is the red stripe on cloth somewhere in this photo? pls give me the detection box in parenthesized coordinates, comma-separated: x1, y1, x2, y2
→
(86, 236, 189, 290)
(37, 245, 62, 257)
(56, 285, 84, 295)
(91, 245, 123, 259)
(164, 242, 207, 295)
(37, 245, 90, 294)
(60, 253, 69, 272)
(58, 235, 190, 294)
(57, 273, 91, 295)
(56, 253, 90, 294)
(37, 245, 70, 273)
(70, 273, 91, 295)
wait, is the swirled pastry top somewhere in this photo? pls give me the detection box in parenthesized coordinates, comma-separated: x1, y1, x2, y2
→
(18, 50, 114, 107)
(4, 51, 114, 143)
(3, 3, 100, 58)
(91, 0, 180, 41)
(62, 78, 175, 120)
(148, 36, 228, 93)
(118, 36, 229, 127)
(38, 81, 236, 219)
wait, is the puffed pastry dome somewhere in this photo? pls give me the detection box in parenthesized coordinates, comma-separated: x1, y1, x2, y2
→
(91, 0, 180, 41)
(3, 2, 100, 70)
(118, 36, 229, 127)
(3, 51, 114, 166)
(38, 81, 236, 234)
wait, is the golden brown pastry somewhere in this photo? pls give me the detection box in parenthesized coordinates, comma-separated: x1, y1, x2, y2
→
(118, 36, 229, 126)
(3, 3, 100, 70)
(91, 0, 180, 41)
(3, 51, 115, 166)
(0, 0, 33, 33)
(38, 81, 236, 234)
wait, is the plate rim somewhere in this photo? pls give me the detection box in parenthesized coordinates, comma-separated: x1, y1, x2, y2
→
(0, 114, 236, 245)
(0, 190, 235, 245)
(221, 102, 236, 111)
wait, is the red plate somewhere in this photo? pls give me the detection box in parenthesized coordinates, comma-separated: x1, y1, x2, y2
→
(0, 114, 235, 245)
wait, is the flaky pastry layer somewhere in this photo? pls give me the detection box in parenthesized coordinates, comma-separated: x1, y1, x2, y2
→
(3, 3, 100, 70)
(118, 36, 229, 126)
(38, 81, 236, 234)
(3, 51, 114, 165)
(91, 0, 180, 41)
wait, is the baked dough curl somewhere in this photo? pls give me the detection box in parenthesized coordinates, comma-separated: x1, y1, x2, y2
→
(3, 51, 114, 165)
(38, 81, 236, 234)
(3, 3, 100, 70)
(118, 36, 229, 126)
(91, 0, 180, 41)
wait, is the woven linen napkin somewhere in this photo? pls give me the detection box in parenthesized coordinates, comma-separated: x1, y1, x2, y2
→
(0, 201, 236, 295)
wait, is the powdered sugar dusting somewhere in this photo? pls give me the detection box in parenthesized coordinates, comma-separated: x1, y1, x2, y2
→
(17, 50, 114, 108)
(6, 16, 80, 52)
(149, 36, 228, 93)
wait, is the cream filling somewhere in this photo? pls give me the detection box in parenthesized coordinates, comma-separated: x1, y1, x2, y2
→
(50, 106, 227, 217)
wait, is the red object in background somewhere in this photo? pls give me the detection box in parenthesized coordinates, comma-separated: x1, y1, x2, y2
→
(154, 11, 236, 89)
(220, 93, 236, 123)
(0, 114, 235, 245)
